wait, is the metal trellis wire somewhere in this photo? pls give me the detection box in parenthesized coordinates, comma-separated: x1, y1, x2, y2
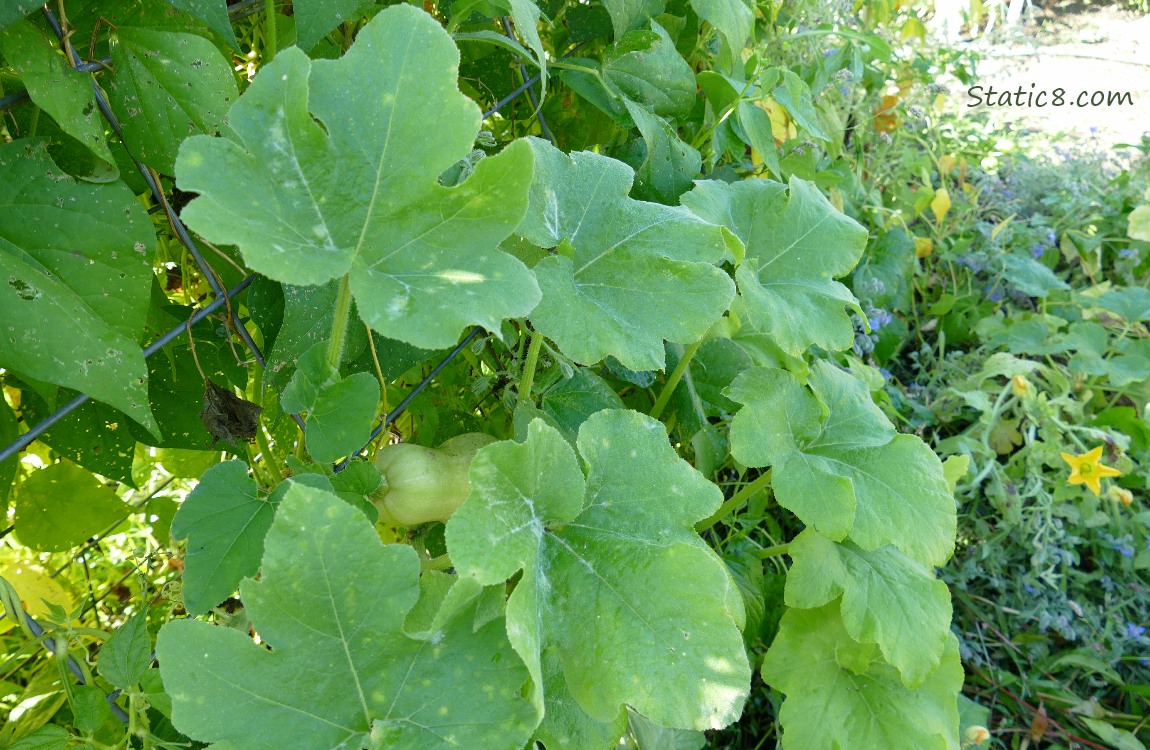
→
(0, 8, 581, 730)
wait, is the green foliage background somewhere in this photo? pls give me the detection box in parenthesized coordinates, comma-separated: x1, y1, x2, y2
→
(1, 0, 1147, 749)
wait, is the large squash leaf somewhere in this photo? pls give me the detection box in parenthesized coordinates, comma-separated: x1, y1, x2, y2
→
(785, 529, 953, 687)
(157, 482, 538, 749)
(762, 603, 962, 750)
(174, 5, 540, 349)
(516, 138, 736, 371)
(726, 362, 955, 567)
(0, 140, 158, 434)
(447, 411, 750, 735)
(682, 177, 867, 356)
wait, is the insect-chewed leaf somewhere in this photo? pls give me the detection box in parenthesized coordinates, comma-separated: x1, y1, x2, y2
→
(157, 482, 538, 750)
(0, 141, 157, 433)
(682, 177, 868, 356)
(517, 138, 735, 371)
(447, 410, 750, 737)
(174, 5, 540, 350)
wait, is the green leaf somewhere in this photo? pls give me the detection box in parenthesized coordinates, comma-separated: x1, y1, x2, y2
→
(1097, 286, 1150, 322)
(14, 462, 128, 552)
(156, 483, 537, 750)
(517, 138, 735, 370)
(505, 0, 548, 100)
(601, 0, 665, 39)
(1127, 204, 1150, 242)
(1000, 254, 1069, 298)
(170, 460, 275, 615)
(772, 69, 827, 141)
(0, 21, 117, 180)
(293, 0, 375, 51)
(532, 646, 628, 750)
(1081, 717, 1148, 750)
(162, 0, 240, 49)
(107, 27, 238, 175)
(71, 685, 114, 733)
(628, 707, 706, 750)
(0, 396, 17, 509)
(602, 24, 695, 120)
(0, 141, 158, 434)
(0, 4, 38, 32)
(17, 389, 137, 486)
(262, 280, 366, 391)
(176, 6, 540, 349)
(851, 228, 915, 311)
(447, 411, 750, 732)
(727, 363, 955, 566)
(785, 529, 952, 687)
(282, 343, 380, 463)
(689, 0, 753, 49)
(735, 101, 780, 178)
(622, 100, 701, 204)
(762, 603, 962, 750)
(7, 725, 72, 750)
(682, 176, 867, 356)
(99, 607, 152, 690)
(539, 367, 626, 443)
(668, 337, 752, 439)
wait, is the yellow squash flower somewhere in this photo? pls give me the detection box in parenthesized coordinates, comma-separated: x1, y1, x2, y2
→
(1061, 446, 1121, 496)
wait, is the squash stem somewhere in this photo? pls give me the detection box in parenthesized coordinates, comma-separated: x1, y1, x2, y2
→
(650, 338, 703, 423)
(325, 274, 353, 372)
(517, 328, 543, 407)
(264, 0, 277, 62)
(695, 468, 772, 533)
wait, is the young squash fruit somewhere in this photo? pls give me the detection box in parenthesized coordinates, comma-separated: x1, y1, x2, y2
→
(370, 433, 497, 526)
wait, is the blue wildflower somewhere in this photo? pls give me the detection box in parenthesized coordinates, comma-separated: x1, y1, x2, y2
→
(1031, 244, 1046, 258)
(867, 308, 893, 331)
(1125, 623, 1146, 639)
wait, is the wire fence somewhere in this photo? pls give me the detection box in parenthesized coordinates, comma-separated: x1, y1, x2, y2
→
(0, 3, 560, 727)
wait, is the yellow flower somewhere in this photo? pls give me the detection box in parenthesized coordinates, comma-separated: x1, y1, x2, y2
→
(1011, 374, 1033, 399)
(1061, 446, 1121, 497)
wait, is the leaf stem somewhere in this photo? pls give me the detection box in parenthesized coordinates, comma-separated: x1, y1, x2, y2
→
(517, 328, 543, 407)
(264, 0, 277, 62)
(650, 338, 703, 422)
(695, 468, 773, 532)
(326, 274, 353, 372)
(754, 542, 790, 559)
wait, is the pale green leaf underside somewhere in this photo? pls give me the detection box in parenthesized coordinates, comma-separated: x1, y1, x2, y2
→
(157, 483, 537, 750)
(169, 460, 275, 615)
(786, 529, 952, 687)
(14, 463, 129, 552)
(762, 603, 962, 750)
(682, 177, 867, 355)
(176, 6, 540, 349)
(0, 141, 157, 433)
(447, 411, 750, 733)
(518, 138, 735, 370)
(727, 363, 955, 566)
